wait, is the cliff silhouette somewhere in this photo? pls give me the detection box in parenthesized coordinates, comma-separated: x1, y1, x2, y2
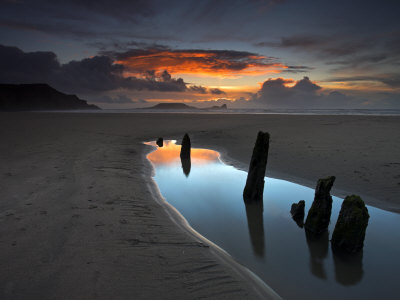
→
(0, 84, 100, 111)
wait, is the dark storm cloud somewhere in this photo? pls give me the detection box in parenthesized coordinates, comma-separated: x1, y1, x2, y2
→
(0, 44, 188, 94)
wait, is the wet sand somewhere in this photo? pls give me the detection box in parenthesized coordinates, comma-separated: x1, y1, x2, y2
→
(0, 112, 399, 299)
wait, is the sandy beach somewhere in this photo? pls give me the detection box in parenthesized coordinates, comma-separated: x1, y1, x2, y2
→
(0, 112, 399, 299)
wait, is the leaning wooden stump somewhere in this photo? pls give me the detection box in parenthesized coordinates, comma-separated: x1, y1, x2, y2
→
(331, 195, 369, 254)
(304, 176, 335, 234)
(243, 131, 270, 203)
(180, 133, 191, 160)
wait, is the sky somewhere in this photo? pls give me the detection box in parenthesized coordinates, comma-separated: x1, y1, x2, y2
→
(0, 0, 399, 109)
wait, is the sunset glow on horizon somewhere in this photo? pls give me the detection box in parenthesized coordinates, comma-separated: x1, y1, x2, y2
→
(0, 0, 398, 109)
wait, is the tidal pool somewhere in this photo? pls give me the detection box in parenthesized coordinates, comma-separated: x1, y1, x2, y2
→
(146, 140, 399, 300)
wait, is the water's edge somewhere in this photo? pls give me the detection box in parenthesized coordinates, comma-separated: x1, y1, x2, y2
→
(183, 139, 400, 214)
(141, 142, 283, 300)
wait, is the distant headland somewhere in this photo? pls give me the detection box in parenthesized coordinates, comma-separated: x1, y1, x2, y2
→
(146, 102, 227, 110)
(0, 84, 100, 111)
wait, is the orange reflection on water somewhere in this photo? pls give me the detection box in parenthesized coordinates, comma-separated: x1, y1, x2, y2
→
(146, 140, 220, 165)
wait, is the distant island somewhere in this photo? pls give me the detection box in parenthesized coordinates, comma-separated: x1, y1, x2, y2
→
(148, 103, 197, 110)
(146, 102, 227, 110)
(0, 84, 100, 111)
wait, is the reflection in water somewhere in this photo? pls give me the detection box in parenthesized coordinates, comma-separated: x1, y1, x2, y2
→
(305, 228, 365, 285)
(292, 217, 304, 228)
(245, 201, 265, 257)
(146, 140, 400, 300)
(181, 157, 191, 177)
(305, 230, 329, 280)
(146, 140, 219, 165)
(333, 250, 364, 285)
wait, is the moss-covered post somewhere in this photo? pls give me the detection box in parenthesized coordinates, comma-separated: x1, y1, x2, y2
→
(331, 195, 369, 253)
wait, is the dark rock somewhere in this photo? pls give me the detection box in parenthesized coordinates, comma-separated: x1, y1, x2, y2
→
(305, 176, 336, 234)
(156, 137, 163, 147)
(0, 84, 100, 111)
(180, 133, 191, 160)
(243, 131, 270, 203)
(291, 200, 305, 227)
(331, 195, 369, 254)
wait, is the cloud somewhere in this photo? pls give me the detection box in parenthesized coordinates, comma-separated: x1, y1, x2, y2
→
(195, 79, 378, 109)
(188, 85, 207, 94)
(188, 86, 226, 95)
(256, 35, 374, 58)
(0, 44, 188, 94)
(256, 33, 400, 72)
(3, 0, 155, 22)
(249, 76, 359, 108)
(108, 48, 308, 78)
(65, 0, 154, 20)
(325, 74, 400, 89)
(283, 65, 314, 73)
(209, 88, 226, 95)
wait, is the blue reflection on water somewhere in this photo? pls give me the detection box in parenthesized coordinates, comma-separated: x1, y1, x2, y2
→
(146, 140, 400, 300)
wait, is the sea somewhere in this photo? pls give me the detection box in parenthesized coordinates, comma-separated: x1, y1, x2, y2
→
(49, 108, 400, 116)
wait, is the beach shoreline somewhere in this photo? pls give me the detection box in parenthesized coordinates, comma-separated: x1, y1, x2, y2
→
(0, 112, 399, 299)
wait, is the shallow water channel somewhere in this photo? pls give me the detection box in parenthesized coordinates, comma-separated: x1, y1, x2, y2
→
(146, 140, 399, 300)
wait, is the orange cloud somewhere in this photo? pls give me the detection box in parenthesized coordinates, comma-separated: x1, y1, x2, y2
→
(115, 49, 288, 78)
